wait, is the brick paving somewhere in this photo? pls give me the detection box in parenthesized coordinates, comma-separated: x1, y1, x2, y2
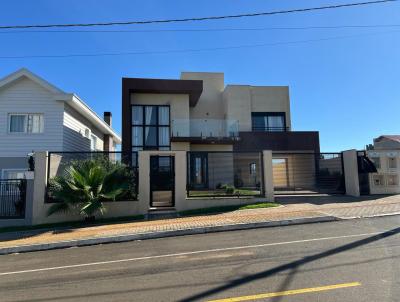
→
(0, 194, 399, 249)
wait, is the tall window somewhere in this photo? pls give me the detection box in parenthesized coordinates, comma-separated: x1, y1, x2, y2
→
(9, 114, 44, 133)
(388, 157, 397, 169)
(251, 112, 286, 132)
(90, 134, 98, 151)
(131, 105, 170, 151)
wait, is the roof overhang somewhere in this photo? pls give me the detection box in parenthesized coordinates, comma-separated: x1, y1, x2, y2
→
(55, 93, 122, 144)
(122, 77, 203, 107)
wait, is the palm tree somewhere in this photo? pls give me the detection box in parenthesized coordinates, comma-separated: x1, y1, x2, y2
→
(47, 159, 133, 220)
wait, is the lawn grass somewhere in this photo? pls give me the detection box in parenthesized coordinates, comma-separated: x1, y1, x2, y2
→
(178, 202, 280, 217)
(189, 189, 261, 197)
(0, 214, 145, 234)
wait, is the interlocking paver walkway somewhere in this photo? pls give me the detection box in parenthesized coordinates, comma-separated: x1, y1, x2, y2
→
(1, 194, 399, 249)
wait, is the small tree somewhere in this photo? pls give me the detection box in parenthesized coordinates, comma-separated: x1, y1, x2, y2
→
(47, 159, 133, 221)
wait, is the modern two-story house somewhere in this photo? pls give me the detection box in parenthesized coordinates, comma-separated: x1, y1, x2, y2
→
(0, 68, 121, 178)
(122, 72, 321, 195)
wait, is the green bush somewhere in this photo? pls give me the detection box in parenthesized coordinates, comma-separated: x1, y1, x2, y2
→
(47, 158, 135, 220)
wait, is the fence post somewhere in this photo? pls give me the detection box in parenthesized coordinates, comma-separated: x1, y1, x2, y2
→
(262, 150, 275, 201)
(174, 151, 187, 212)
(31, 151, 48, 225)
(24, 179, 34, 225)
(342, 149, 360, 197)
(138, 151, 150, 215)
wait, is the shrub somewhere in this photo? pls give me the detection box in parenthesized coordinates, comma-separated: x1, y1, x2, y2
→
(47, 159, 134, 220)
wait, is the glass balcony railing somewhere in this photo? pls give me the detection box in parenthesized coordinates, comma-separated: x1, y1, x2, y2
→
(171, 119, 239, 138)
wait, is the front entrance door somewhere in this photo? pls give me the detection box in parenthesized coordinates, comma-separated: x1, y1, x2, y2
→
(150, 156, 175, 208)
(190, 153, 208, 189)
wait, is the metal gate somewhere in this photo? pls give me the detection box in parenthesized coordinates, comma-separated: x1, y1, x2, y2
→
(150, 156, 175, 208)
(0, 179, 26, 218)
(187, 151, 264, 198)
(272, 153, 345, 195)
(357, 150, 377, 195)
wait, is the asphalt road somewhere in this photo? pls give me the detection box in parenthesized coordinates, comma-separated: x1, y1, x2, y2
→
(1, 216, 400, 302)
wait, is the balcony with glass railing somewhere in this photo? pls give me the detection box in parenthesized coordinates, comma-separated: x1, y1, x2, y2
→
(171, 119, 239, 140)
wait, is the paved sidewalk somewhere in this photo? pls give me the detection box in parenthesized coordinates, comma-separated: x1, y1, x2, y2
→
(0, 194, 399, 254)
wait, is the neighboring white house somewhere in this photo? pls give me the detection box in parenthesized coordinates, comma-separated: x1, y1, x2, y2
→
(367, 135, 400, 194)
(0, 68, 121, 178)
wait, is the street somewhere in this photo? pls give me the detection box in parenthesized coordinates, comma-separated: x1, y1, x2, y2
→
(0, 216, 399, 301)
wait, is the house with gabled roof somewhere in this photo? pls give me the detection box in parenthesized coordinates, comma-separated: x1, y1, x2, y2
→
(0, 68, 121, 178)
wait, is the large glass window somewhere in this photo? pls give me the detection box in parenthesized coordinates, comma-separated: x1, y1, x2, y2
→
(131, 105, 170, 150)
(251, 112, 286, 132)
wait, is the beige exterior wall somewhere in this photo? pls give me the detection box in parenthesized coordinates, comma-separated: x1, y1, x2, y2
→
(223, 85, 291, 132)
(368, 150, 400, 194)
(130, 73, 292, 144)
(181, 72, 225, 120)
(343, 149, 360, 197)
(263, 150, 275, 201)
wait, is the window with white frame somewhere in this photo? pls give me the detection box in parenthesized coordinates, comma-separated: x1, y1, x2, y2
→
(9, 114, 44, 133)
(388, 157, 397, 169)
(90, 134, 97, 151)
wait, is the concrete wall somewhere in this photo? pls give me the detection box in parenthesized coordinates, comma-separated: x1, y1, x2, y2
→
(1, 149, 277, 227)
(180, 72, 291, 133)
(223, 85, 291, 132)
(181, 72, 225, 121)
(343, 150, 360, 197)
(28, 152, 146, 226)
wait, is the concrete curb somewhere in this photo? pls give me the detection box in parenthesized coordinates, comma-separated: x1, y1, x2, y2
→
(0, 215, 338, 255)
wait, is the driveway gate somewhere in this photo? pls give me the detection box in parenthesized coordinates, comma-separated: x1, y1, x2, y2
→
(272, 152, 345, 195)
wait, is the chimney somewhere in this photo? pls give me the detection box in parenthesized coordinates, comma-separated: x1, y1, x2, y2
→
(104, 112, 112, 127)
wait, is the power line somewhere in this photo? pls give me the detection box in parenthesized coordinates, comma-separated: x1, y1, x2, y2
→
(1, 24, 400, 34)
(0, 30, 397, 59)
(0, 0, 397, 30)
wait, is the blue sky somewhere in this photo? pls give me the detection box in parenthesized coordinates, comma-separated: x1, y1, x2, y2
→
(0, 0, 399, 152)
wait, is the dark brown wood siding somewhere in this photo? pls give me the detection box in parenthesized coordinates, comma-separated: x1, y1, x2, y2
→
(233, 131, 320, 153)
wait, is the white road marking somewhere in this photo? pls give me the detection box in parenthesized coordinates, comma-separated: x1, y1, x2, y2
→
(0, 230, 393, 277)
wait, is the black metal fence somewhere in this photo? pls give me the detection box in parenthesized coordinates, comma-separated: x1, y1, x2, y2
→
(0, 179, 26, 218)
(187, 151, 264, 198)
(47, 151, 138, 202)
(272, 152, 345, 195)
